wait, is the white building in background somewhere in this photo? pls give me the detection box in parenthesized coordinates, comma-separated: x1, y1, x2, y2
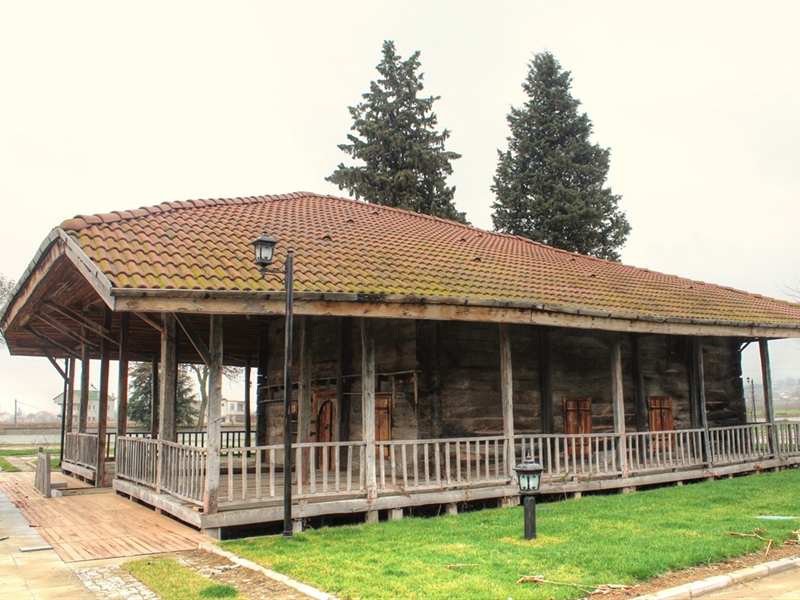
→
(53, 390, 117, 423)
(220, 399, 245, 424)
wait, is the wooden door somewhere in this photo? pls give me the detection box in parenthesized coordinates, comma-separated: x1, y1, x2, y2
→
(375, 393, 392, 458)
(313, 390, 337, 470)
(563, 397, 592, 455)
(648, 396, 674, 431)
(649, 396, 674, 451)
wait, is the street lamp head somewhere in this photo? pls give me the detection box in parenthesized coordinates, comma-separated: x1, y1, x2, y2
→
(515, 454, 544, 495)
(251, 228, 278, 271)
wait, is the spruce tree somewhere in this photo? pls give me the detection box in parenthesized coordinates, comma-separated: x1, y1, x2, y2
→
(492, 52, 630, 261)
(327, 40, 467, 224)
(127, 362, 199, 427)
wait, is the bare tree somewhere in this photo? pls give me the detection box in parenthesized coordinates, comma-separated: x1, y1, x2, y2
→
(189, 364, 243, 429)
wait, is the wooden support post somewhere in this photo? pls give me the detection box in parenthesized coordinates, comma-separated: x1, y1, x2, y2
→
(159, 313, 177, 442)
(539, 326, 553, 434)
(692, 337, 711, 464)
(297, 316, 312, 444)
(338, 317, 351, 464)
(610, 335, 628, 478)
(65, 358, 75, 433)
(760, 339, 778, 456)
(292, 520, 304, 534)
(205, 314, 223, 515)
(445, 503, 457, 516)
(78, 331, 90, 433)
(95, 307, 111, 486)
(244, 359, 252, 448)
(256, 323, 269, 446)
(117, 313, 130, 438)
(361, 318, 377, 501)
(365, 510, 379, 524)
(150, 358, 160, 437)
(389, 508, 404, 521)
(499, 323, 515, 474)
(632, 334, 648, 433)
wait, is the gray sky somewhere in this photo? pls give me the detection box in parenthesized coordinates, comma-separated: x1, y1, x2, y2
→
(1, 1, 799, 415)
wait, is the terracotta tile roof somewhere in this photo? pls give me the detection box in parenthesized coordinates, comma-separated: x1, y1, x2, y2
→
(59, 192, 800, 326)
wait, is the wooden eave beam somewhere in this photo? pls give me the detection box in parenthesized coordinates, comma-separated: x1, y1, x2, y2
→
(22, 324, 80, 358)
(34, 311, 100, 352)
(112, 290, 800, 339)
(175, 314, 212, 366)
(43, 301, 116, 344)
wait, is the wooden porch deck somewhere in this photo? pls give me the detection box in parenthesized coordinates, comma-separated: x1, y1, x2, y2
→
(0, 471, 209, 562)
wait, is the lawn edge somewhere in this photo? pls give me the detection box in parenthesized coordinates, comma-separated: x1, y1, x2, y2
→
(200, 542, 338, 600)
(635, 556, 800, 599)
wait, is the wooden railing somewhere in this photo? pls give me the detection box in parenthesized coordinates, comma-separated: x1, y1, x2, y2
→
(516, 433, 622, 479)
(112, 424, 800, 515)
(626, 429, 704, 473)
(116, 436, 159, 488)
(776, 422, 800, 454)
(376, 436, 510, 492)
(105, 429, 247, 458)
(160, 441, 206, 505)
(218, 441, 367, 505)
(709, 424, 772, 465)
(64, 432, 98, 469)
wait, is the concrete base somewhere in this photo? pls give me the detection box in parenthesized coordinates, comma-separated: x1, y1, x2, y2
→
(389, 508, 403, 521)
(572, 491, 582, 499)
(292, 520, 304, 534)
(365, 510, 379, 525)
(445, 503, 458, 516)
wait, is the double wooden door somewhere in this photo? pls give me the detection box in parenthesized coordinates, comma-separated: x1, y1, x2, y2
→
(563, 397, 592, 455)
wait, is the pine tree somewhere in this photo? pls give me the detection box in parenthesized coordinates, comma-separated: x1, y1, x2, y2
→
(492, 52, 630, 261)
(127, 362, 199, 427)
(327, 40, 467, 224)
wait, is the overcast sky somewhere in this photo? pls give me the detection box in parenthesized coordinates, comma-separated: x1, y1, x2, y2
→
(1, 1, 799, 415)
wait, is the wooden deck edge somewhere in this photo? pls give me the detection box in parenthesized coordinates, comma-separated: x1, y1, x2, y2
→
(113, 479, 203, 528)
(199, 485, 521, 529)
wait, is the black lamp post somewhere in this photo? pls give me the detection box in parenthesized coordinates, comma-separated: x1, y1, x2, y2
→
(252, 228, 295, 539)
(514, 454, 544, 540)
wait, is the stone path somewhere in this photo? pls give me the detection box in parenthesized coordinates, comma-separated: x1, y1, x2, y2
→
(74, 562, 158, 600)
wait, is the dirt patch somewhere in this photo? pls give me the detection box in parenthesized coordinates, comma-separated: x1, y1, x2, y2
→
(598, 544, 800, 599)
(175, 549, 314, 600)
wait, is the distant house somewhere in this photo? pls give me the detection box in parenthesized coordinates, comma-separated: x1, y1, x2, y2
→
(221, 399, 246, 424)
(53, 390, 116, 423)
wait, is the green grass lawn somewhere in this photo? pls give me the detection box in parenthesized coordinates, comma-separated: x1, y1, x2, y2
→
(222, 470, 800, 599)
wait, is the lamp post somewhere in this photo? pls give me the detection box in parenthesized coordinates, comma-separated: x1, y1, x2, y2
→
(514, 454, 544, 540)
(252, 228, 295, 539)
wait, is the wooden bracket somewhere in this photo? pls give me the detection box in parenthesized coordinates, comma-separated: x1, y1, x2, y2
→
(176, 314, 212, 366)
(135, 312, 165, 334)
(46, 355, 68, 381)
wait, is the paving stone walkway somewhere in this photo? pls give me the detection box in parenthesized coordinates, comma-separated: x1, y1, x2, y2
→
(74, 562, 158, 600)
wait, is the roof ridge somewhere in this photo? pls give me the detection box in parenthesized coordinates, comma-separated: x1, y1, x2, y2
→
(58, 192, 331, 231)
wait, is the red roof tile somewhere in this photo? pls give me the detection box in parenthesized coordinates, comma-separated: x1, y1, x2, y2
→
(59, 192, 800, 326)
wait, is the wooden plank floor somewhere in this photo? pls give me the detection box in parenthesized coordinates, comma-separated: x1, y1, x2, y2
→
(0, 472, 210, 562)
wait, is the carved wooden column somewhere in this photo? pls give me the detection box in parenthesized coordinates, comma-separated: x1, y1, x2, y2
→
(610, 335, 628, 478)
(117, 312, 130, 438)
(158, 313, 177, 442)
(95, 307, 112, 486)
(760, 339, 778, 455)
(205, 314, 223, 516)
(361, 318, 377, 507)
(499, 323, 515, 474)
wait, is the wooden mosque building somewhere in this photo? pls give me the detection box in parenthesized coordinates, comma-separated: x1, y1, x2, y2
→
(3, 192, 800, 538)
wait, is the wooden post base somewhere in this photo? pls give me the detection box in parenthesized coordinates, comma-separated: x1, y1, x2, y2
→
(292, 520, 304, 534)
(389, 508, 403, 521)
(445, 503, 458, 516)
(365, 510, 379, 524)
